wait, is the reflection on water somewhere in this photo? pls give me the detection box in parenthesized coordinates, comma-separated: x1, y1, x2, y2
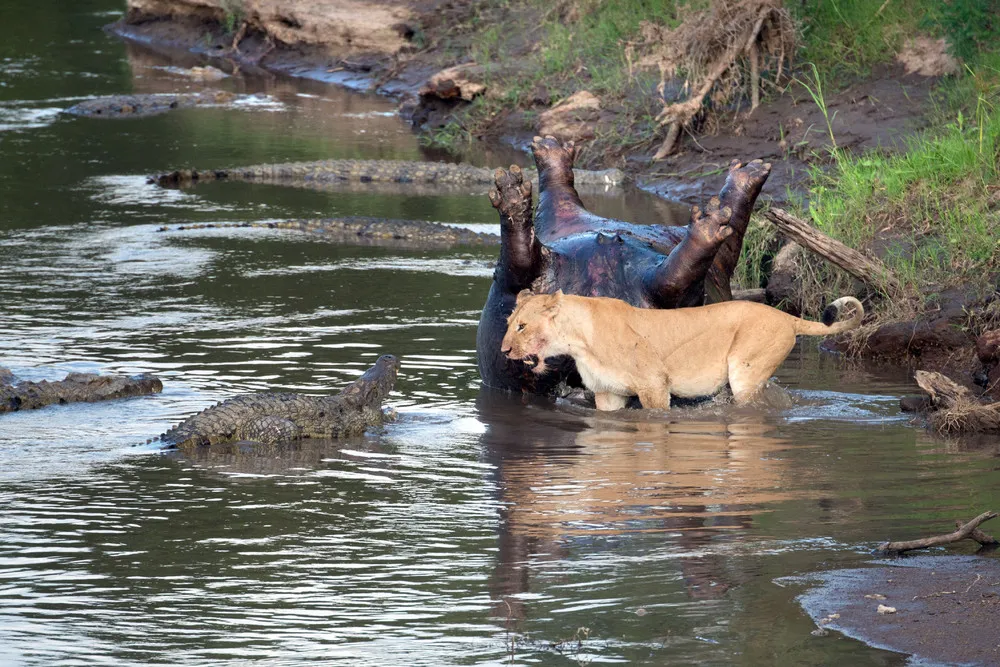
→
(1, 1, 999, 665)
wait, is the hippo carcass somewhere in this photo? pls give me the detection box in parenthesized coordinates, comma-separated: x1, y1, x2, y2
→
(477, 136, 771, 394)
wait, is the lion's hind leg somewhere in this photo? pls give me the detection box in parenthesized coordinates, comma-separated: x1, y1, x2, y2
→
(727, 336, 795, 404)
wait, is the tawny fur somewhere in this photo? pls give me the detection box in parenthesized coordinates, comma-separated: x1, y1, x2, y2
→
(501, 290, 864, 410)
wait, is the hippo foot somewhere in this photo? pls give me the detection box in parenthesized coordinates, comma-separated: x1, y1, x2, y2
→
(725, 158, 772, 197)
(531, 135, 576, 181)
(688, 198, 734, 249)
(489, 165, 532, 226)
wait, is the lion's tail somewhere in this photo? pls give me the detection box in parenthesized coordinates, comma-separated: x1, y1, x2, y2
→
(792, 297, 865, 336)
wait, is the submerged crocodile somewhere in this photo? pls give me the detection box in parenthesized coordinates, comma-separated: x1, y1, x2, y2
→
(1, 368, 163, 413)
(157, 216, 499, 248)
(65, 91, 239, 118)
(156, 355, 399, 450)
(151, 159, 627, 189)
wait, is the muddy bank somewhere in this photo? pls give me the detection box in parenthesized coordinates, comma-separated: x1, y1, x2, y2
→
(823, 289, 1000, 406)
(793, 556, 1000, 665)
(641, 70, 936, 203)
(108, 0, 456, 95)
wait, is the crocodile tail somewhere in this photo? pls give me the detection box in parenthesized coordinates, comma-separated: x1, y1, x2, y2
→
(792, 297, 865, 336)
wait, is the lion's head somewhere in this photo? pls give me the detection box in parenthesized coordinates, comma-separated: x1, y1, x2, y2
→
(501, 290, 564, 374)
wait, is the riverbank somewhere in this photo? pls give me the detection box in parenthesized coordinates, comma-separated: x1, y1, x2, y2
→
(107, 1, 943, 199)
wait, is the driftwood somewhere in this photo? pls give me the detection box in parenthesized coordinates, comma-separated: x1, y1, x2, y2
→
(877, 512, 999, 556)
(0, 369, 162, 414)
(914, 370, 1000, 434)
(763, 208, 902, 296)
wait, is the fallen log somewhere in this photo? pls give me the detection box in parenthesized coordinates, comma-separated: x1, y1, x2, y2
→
(913, 369, 1000, 434)
(763, 208, 902, 297)
(0, 368, 163, 414)
(732, 287, 766, 302)
(876, 511, 999, 556)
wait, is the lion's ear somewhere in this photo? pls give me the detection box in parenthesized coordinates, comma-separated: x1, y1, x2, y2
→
(553, 289, 564, 298)
(516, 289, 533, 304)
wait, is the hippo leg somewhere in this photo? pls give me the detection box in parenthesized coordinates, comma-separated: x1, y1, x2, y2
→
(478, 165, 551, 392)
(707, 159, 772, 301)
(488, 165, 542, 292)
(529, 135, 598, 240)
(643, 201, 735, 308)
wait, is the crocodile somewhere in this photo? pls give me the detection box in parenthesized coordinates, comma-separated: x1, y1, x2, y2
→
(156, 217, 500, 248)
(65, 91, 240, 118)
(1, 368, 163, 414)
(151, 159, 627, 190)
(156, 354, 399, 450)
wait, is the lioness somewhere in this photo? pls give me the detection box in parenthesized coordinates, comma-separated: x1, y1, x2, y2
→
(501, 290, 864, 410)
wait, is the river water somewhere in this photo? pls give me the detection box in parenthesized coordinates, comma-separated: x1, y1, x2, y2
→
(1, 2, 998, 665)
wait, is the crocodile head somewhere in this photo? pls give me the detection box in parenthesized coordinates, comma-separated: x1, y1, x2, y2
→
(337, 354, 400, 412)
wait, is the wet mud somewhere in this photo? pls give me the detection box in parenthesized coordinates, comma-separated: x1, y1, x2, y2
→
(641, 71, 937, 204)
(794, 556, 1000, 665)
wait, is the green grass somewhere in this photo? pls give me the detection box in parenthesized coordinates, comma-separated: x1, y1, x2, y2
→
(221, 0, 244, 34)
(792, 0, 944, 82)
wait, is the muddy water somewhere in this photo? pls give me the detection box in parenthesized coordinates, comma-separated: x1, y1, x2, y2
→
(2, 2, 999, 665)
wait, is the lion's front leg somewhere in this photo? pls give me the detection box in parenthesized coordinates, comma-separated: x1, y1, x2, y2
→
(594, 392, 630, 411)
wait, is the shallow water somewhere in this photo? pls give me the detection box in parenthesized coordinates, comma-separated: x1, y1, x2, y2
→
(2, 2, 999, 665)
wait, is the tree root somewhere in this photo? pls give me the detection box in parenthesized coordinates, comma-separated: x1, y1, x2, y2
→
(876, 512, 999, 556)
